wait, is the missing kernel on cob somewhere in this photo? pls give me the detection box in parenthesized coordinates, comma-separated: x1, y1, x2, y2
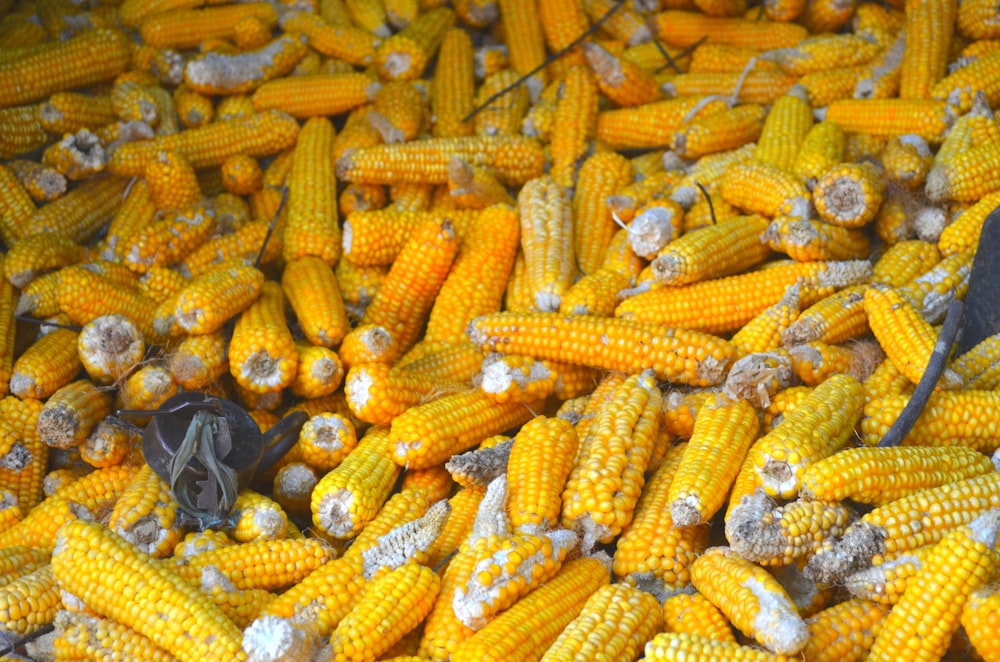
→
(3, 0, 1000, 660)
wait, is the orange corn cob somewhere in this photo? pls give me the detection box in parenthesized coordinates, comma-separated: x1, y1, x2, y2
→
(662, 592, 737, 643)
(282, 257, 349, 348)
(0, 28, 132, 109)
(665, 71, 797, 105)
(549, 65, 600, 189)
(474, 69, 530, 137)
(281, 10, 378, 66)
(898, 0, 956, 99)
(22, 175, 129, 245)
(168, 331, 228, 390)
(183, 34, 307, 96)
(583, 42, 662, 108)
(595, 96, 728, 150)
(39, 92, 116, 135)
(573, 152, 634, 274)
(36, 379, 112, 450)
(6, 160, 66, 203)
(782, 285, 869, 346)
(447, 159, 514, 208)
(228, 280, 298, 394)
(822, 98, 954, 144)
(0, 164, 34, 244)
(290, 344, 344, 399)
(800, 598, 889, 662)
(140, 3, 278, 49)
(650, 11, 808, 49)
(432, 28, 476, 138)
(375, 7, 455, 81)
(9, 328, 81, 400)
(0, 104, 51, 161)
(652, 215, 772, 285)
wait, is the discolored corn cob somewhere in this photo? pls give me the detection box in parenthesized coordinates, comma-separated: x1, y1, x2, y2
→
(764, 217, 872, 262)
(615, 260, 872, 335)
(812, 162, 886, 228)
(668, 396, 758, 527)
(168, 331, 228, 390)
(0, 28, 132, 109)
(77, 314, 144, 386)
(80, 417, 140, 469)
(35, 380, 111, 451)
(228, 280, 297, 394)
(731, 282, 802, 357)
(662, 592, 736, 643)
(842, 549, 932, 606)
(952, 332, 1000, 390)
(447, 159, 513, 208)
(337, 135, 546, 187)
(867, 510, 1000, 661)
(281, 10, 378, 66)
(183, 34, 308, 96)
(119, 204, 216, 275)
(311, 426, 401, 540)
(51, 519, 244, 662)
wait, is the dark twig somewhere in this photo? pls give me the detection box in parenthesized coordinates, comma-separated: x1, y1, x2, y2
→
(254, 185, 289, 268)
(461, 0, 627, 124)
(0, 624, 55, 657)
(694, 181, 716, 224)
(656, 35, 708, 74)
(651, 37, 682, 74)
(13, 315, 81, 332)
(879, 299, 966, 447)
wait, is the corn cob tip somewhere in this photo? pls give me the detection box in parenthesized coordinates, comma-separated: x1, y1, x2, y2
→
(968, 508, 1000, 547)
(924, 166, 951, 203)
(243, 614, 320, 661)
(815, 260, 874, 288)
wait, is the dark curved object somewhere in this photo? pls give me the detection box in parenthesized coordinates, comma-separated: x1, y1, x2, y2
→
(954, 204, 1000, 357)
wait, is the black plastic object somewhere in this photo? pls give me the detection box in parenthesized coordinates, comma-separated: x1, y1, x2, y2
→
(954, 205, 1000, 357)
(134, 392, 306, 519)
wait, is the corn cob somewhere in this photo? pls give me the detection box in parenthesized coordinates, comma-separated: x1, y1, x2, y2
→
(450, 557, 610, 661)
(661, 592, 737, 643)
(22, 175, 128, 245)
(842, 549, 933, 606)
(583, 42, 663, 108)
(616, 260, 872, 335)
(0, 28, 131, 109)
(720, 159, 811, 220)
(868, 510, 999, 661)
(822, 98, 954, 144)
(473, 68, 530, 138)
(644, 632, 784, 661)
(650, 11, 808, 49)
(730, 283, 802, 357)
(898, 0, 956, 99)
(653, 215, 772, 285)
(962, 583, 1000, 662)
(375, 7, 455, 80)
(281, 10, 378, 66)
(805, 471, 1000, 585)
(800, 598, 889, 662)
(183, 34, 308, 96)
(596, 96, 728, 150)
(228, 280, 297, 394)
(792, 121, 845, 187)
(140, 3, 278, 48)
(0, 564, 60, 635)
(35, 380, 111, 450)
(0, 398, 46, 511)
(171, 537, 333, 591)
(668, 396, 758, 526)
(549, 66, 600, 189)
(861, 390, 1000, 451)
(505, 415, 579, 533)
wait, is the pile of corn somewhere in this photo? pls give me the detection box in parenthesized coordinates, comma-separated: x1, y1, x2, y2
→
(3, 0, 1000, 659)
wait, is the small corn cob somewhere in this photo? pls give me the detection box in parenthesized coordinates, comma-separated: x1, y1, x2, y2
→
(868, 510, 999, 662)
(174, 84, 213, 128)
(671, 103, 768, 159)
(0, 565, 60, 635)
(952, 332, 1000, 390)
(842, 550, 932, 605)
(470, 312, 736, 386)
(861, 390, 1000, 451)
(389, 388, 534, 469)
(81, 417, 140, 469)
(506, 416, 579, 533)
(864, 285, 962, 388)
(51, 519, 244, 661)
(227, 490, 290, 543)
(337, 135, 546, 187)
(39, 92, 116, 135)
(549, 66, 600, 189)
(120, 205, 217, 275)
(0, 28, 132, 109)
(143, 151, 201, 212)
(272, 462, 317, 518)
(752, 86, 814, 172)
(22, 175, 129, 245)
(662, 592, 736, 643)
(812, 162, 886, 228)
(36, 380, 111, 450)
(894, 251, 972, 324)
(56, 266, 156, 341)
(559, 268, 631, 317)
(615, 260, 872, 335)
(106, 110, 299, 177)
(800, 598, 889, 662)
(9, 329, 82, 397)
(432, 29, 475, 137)
(518, 176, 576, 311)
(692, 546, 809, 654)
(106, 463, 182, 558)
(822, 98, 954, 144)
(371, 81, 428, 144)
(720, 159, 811, 220)
(117, 366, 178, 423)
(252, 72, 379, 120)
(77, 314, 144, 385)
(597, 96, 730, 150)
(668, 396, 758, 527)
(228, 280, 297, 394)
(139, 267, 189, 304)
(451, 557, 610, 662)
(881, 135, 933, 191)
(805, 471, 1000, 585)
(281, 11, 378, 67)
(295, 413, 357, 472)
(168, 331, 228, 390)
(139, 3, 278, 48)
(541, 583, 661, 661)
(345, 362, 443, 425)
(6, 160, 65, 203)
(897, 0, 956, 99)
(0, 398, 46, 511)
(793, 121, 845, 187)
(171, 537, 333, 591)
(652, 215, 771, 285)
(764, 217, 871, 262)
(750, 373, 864, 499)
(644, 632, 784, 661)
(311, 426, 401, 539)
(731, 282, 802, 357)
(447, 159, 514, 208)
(583, 42, 663, 108)
(281, 257, 349, 348)
(474, 69, 530, 138)
(330, 563, 440, 661)
(727, 489, 853, 566)
(375, 7, 455, 81)
(291, 343, 344, 399)
(962, 583, 1000, 662)
(573, 152, 634, 274)
(787, 340, 873, 385)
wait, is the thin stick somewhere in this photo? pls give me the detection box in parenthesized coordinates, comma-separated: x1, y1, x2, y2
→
(254, 184, 288, 268)
(461, 0, 627, 124)
(0, 624, 55, 657)
(878, 299, 966, 447)
(655, 35, 708, 74)
(694, 181, 716, 224)
(13, 315, 81, 332)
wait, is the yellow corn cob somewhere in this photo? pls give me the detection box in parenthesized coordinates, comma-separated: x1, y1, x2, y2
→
(168, 331, 228, 390)
(764, 217, 872, 262)
(561, 371, 661, 544)
(80, 417, 140, 469)
(751, 86, 814, 172)
(650, 10, 807, 48)
(864, 285, 962, 388)
(281, 11, 378, 67)
(375, 7, 455, 81)
(6, 160, 66, 203)
(664, 71, 798, 105)
(781, 285, 869, 348)
(39, 92, 116, 135)
(227, 490, 290, 543)
(51, 519, 244, 661)
(662, 592, 736, 643)
(371, 81, 428, 144)
(77, 314, 144, 385)
(800, 598, 889, 662)
(156, 261, 264, 338)
(952, 332, 1000, 389)
(894, 251, 972, 324)
(106, 463, 182, 558)
(573, 152, 634, 274)
(691, 546, 809, 654)
(474, 69, 530, 138)
(199, 566, 276, 629)
(0, 103, 51, 161)
(583, 42, 662, 108)
(143, 151, 201, 212)
(645, 632, 785, 660)
(16, 269, 75, 320)
(0, 164, 34, 244)
(290, 343, 344, 400)
(139, 267, 189, 304)
(22, 175, 129, 245)
(792, 121, 845, 187)
(688, 42, 771, 74)
(345, 362, 443, 425)
(594, 96, 729, 150)
(451, 557, 610, 662)
(171, 537, 333, 591)
(281, 257, 349, 348)
(447, 159, 513, 209)
(615, 260, 872, 334)
(881, 135, 933, 191)
(938, 189, 1000, 257)
(330, 563, 440, 660)
(731, 282, 801, 357)
(42, 128, 107, 182)
(668, 396, 758, 527)
(720, 159, 811, 219)
(183, 34, 308, 96)
(505, 416, 579, 533)
(120, 204, 216, 275)
(805, 471, 1000, 585)
(9, 326, 82, 399)
(766, 34, 882, 76)
(863, 356, 912, 406)
(541, 583, 661, 661)
(517, 176, 577, 311)
(652, 215, 771, 285)
(787, 339, 873, 385)
(861, 389, 1000, 451)
(962, 583, 1000, 662)
(871, 240, 940, 287)
(751, 373, 863, 499)
(281, 116, 339, 265)
(583, 0, 650, 44)
(109, 80, 159, 127)
(389, 388, 534, 469)
(0, 564, 60, 635)
(311, 427, 401, 539)
(0, 28, 131, 109)
(343, 486, 432, 560)
(842, 549, 933, 605)
(174, 83, 213, 128)
(671, 103, 768, 158)
(0, 398, 46, 511)
(117, 366, 178, 423)
(868, 510, 999, 661)
(559, 268, 631, 317)
(293, 412, 357, 472)
(228, 280, 297, 394)
(340, 182, 388, 217)
(219, 155, 263, 196)
(822, 98, 954, 144)
(0, 544, 47, 588)
(898, 0, 956, 99)
(107, 110, 299, 177)
(549, 66, 600, 189)
(401, 464, 454, 502)
(140, 3, 278, 48)
(432, 29, 476, 137)
(337, 134, 546, 186)
(396, 341, 483, 383)
(36, 379, 111, 450)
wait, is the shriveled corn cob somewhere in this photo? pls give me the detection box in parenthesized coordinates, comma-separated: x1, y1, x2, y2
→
(36, 380, 111, 450)
(731, 282, 802, 357)
(842, 549, 932, 606)
(894, 251, 972, 324)
(375, 7, 455, 81)
(183, 34, 308, 96)
(77, 314, 144, 385)
(952, 332, 1000, 390)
